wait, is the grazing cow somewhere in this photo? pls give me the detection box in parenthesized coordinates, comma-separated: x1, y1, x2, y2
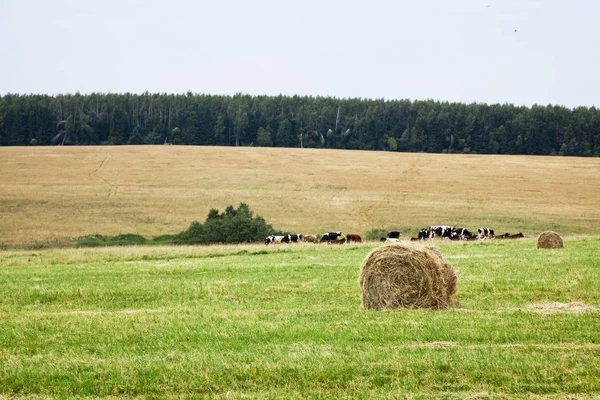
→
(303, 234, 318, 243)
(265, 235, 284, 245)
(329, 238, 346, 245)
(452, 227, 473, 240)
(497, 232, 524, 240)
(477, 228, 495, 240)
(346, 234, 362, 243)
(418, 228, 430, 240)
(387, 231, 401, 239)
(410, 237, 420, 241)
(320, 231, 343, 242)
(281, 234, 303, 243)
(429, 226, 454, 240)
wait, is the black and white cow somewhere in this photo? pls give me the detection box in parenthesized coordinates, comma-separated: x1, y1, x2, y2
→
(387, 231, 401, 239)
(320, 231, 342, 242)
(418, 228, 430, 240)
(281, 234, 303, 243)
(452, 227, 473, 240)
(477, 228, 495, 240)
(265, 235, 284, 245)
(429, 226, 454, 240)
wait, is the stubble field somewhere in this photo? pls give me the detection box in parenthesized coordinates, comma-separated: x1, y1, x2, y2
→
(1, 146, 599, 246)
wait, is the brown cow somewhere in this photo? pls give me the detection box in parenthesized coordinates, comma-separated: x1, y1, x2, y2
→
(346, 234, 362, 243)
(329, 238, 346, 245)
(303, 234, 318, 243)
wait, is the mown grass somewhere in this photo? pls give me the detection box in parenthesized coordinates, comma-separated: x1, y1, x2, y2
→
(1, 238, 599, 398)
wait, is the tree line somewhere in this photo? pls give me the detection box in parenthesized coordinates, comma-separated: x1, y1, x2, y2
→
(1, 92, 599, 156)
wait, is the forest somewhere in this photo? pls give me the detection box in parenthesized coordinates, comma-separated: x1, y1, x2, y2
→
(1, 92, 599, 156)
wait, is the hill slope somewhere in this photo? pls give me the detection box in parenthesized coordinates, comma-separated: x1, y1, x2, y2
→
(1, 146, 599, 245)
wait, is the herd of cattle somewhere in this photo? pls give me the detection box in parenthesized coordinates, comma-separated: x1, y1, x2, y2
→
(410, 226, 522, 241)
(265, 227, 525, 245)
(265, 232, 354, 245)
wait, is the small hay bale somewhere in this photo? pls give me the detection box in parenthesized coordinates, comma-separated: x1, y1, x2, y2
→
(537, 231, 564, 249)
(359, 242, 456, 310)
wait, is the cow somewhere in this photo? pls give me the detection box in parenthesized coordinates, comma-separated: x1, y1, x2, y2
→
(418, 228, 430, 240)
(383, 238, 400, 243)
(477, 228, 495, 240)
(329, 238, 346, 245)
(303, 234, 318, 243)
(410, 237, 420, 241)
(320, 232, 342, 243)
(452, 227, 473, 240)
(387, 231, 401, 239)
(346, 234, 362, 243)
(496, 232, 524, 240)
(265, 235, 284, 245)
(281, 234, 303, 244)
(429, 226, 454, 240)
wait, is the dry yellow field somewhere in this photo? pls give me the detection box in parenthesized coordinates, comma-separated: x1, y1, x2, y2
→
(0, 145, 599, 245)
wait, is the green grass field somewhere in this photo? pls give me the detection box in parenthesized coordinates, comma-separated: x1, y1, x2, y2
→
(1, 238, 599, 398)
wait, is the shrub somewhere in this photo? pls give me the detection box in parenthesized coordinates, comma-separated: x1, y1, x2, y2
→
(176, 203, 279, 244)
(75, 233, 148, 247)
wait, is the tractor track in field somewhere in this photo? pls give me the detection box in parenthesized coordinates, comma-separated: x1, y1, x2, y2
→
(89, 153, 119, 197)
(90, 154, 112, 176)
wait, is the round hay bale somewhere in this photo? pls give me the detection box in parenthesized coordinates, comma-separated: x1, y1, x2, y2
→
(359, 242, 456, 310)
(537, 231, 564, 249)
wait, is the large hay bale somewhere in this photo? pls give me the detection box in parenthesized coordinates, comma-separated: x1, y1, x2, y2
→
(537, 231, 564, 249)
(359, 242, 456, 310)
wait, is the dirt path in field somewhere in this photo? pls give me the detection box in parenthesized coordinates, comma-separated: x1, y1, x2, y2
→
(89, 153, 119, 197)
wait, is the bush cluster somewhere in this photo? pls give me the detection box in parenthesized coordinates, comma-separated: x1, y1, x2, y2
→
(175, 203, 278, 244)
(74, 203, 278, 247)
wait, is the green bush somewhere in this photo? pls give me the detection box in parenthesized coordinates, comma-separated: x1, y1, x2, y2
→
(75, 233, 148, 247)
(74, 204, 278, 247)
(150, 234, 179, 245)
(176, 203, 279, 244)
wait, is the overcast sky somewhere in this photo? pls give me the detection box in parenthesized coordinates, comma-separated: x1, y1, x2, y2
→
(1, 0, 599, 108)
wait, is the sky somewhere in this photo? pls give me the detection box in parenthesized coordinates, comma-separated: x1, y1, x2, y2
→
(1, 0, 599, 108)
